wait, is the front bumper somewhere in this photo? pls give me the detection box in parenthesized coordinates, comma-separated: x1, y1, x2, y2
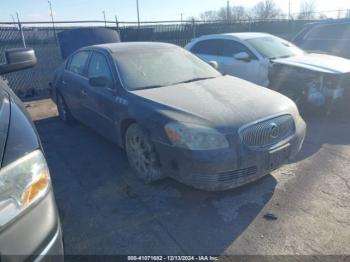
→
(155, 118, 306, 191)
(0, 190, 64, 261)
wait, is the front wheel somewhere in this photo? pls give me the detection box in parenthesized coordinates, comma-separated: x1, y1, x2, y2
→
(125, 123, 163, 183)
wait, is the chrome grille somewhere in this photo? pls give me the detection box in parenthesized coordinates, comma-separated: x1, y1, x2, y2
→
(239, 115, 295, 148)
(194, 166, 258, 183)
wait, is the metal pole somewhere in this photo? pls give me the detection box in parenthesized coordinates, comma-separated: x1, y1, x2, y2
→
(115, 15, 119, 29)
(115, 15, 120, 37)
(136, 0, 140, 29)
(288, 0, 291, 20)
(11, 14, 16, 24)
(226, 0, 230, 22)
(48, 0, 58, 42)
(180, 13, 183, 24)
(11, 14, 18, 29)
(16, 12, 26, 48)
(192, 18, 196, 38)
(102, 10, 107, 27)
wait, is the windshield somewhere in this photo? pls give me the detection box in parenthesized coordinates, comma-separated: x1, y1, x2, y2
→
(246, 36, 305, 59)
(114, 46, 221, 90)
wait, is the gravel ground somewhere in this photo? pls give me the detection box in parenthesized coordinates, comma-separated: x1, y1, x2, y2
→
(26, 99, 350, 256)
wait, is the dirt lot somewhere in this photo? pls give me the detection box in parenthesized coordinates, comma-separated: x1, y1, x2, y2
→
(26, 99, 350, 255)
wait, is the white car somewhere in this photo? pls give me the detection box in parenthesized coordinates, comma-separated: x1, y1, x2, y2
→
(185, 33, 350, 108)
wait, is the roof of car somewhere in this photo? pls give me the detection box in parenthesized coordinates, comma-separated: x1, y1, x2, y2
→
(84, 42, 177, 53)
(194, 32, 273, 41)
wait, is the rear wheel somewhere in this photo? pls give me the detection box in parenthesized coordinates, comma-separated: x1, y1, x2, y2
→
(57, 93, 75, 124)
(125, 123, 163, 183)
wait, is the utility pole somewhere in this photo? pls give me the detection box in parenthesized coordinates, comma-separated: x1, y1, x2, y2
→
(115, 15, 120, 36)
(102, 10, 107, 27)
(226, 0, 230, 22)
(11, 14, 16, 24)
(16, 12, 26, 48)
(115, 15, 119, 29)
(48, 0, 57, 42)
(136, 0, 140, 29)
(288, 0, 291, 20)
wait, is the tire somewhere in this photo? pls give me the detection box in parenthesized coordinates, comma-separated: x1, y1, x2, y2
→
(125, 123, 163, 183)
(57, 92, 75, 124)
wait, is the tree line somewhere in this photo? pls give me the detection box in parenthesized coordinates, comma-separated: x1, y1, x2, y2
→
(198, 0, 339, 22)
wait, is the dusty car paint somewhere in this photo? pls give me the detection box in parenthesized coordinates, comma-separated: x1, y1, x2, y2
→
(51, 42, 306, 191)
(0, 51, 63, 261)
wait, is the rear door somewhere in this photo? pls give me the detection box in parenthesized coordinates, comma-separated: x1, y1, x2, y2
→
(85, 51, 120, 142)
(61, 51, 90, 120)
(218, 39, 263, 84)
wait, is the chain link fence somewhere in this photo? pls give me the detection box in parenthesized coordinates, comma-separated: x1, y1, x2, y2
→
(0, 19, 313, 98)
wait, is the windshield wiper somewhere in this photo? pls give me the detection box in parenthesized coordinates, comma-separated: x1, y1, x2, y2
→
(173, 76, 217, 85)
(271, 55, 293, 60)
(134, 84, 165, 90)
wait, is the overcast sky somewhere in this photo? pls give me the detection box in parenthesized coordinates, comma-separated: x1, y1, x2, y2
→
(1, 0, 350, 22)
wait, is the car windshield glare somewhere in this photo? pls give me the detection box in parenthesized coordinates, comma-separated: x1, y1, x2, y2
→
(113, 47, 221, 90)
(247, 36, 304, 59)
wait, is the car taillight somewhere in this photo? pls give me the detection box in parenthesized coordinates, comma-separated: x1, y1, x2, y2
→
(0, 150, 50, 227)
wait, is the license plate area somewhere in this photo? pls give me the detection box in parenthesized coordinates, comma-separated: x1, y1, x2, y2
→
(268, 144, 290, 171)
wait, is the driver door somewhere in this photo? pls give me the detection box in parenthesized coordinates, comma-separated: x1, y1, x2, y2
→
(217, 39, 262, 85)
(85, 51, 119, 142)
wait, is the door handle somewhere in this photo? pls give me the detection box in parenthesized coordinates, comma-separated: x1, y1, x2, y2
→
(81, 90, 88, 96)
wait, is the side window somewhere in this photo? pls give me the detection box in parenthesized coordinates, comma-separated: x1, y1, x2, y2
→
(221, 40, 257, 59)
(68, 51, 89, 75)
(88, 52, 113, 82)
(191, 40, 221, 56)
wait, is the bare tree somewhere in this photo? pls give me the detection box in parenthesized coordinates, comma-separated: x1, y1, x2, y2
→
(318, 13, 328, 19)
(250, 0, 283, 20)
(298, 0, 316, 20)
(217, 6, 247, 21)
(200, 5, 248, 22)
(200, 10, 218, 21)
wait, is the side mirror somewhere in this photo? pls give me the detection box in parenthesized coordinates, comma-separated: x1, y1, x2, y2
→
(234, 52, 251, 62)
(208, 61, 219, 70)
(89, 76, 109, 87)
(0, 48, 37, 75)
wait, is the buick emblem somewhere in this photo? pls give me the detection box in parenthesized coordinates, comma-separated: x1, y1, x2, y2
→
(269, 123, 280, 139)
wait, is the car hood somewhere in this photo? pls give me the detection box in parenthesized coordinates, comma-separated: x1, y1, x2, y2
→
(131, 75, 297, 133)
(273, 53, 350, 74)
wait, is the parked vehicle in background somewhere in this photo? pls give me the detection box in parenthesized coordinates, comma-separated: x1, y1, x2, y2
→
(0, 48, 63, 260)
(50, 42, 306, 191)
(185, 33, 350, 110)
(293, 19, 350, 59)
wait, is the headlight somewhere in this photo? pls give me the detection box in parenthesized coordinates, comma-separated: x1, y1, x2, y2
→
(165, 122, 229, 150)
(0, 150, 50, 227)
